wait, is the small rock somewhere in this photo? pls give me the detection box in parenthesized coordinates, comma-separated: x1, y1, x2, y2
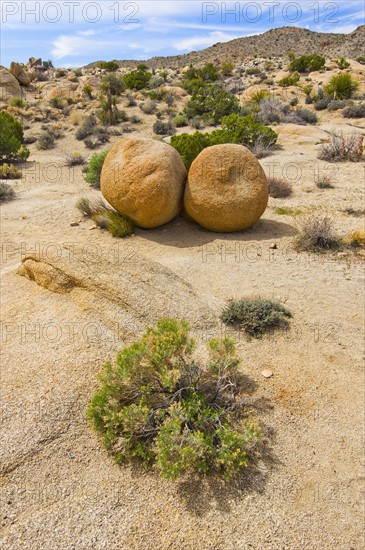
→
(262, 369, 273, 378)
(89, 225, 98, 230)
(270, 244, 278, 250)
(70, 222, 79, 227)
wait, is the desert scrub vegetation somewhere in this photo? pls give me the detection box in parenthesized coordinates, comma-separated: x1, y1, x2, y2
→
(0, 162, 22, 179)
(98, 60, 119, 72)
(221, 298, 292, 338)
(183, 83, 240, 124)
(342, 229, 365, 249)
(342, 103, 365, 118)
(36, 130, 55, 150)
(171, 114, 277, 169)
(275, 207, 302, 216)
(324, 73, 359, 99)
(318, 132, 363, 162)
(87, 318, 260, 479)
(172, 114, 188, 127)
(278, 72, 300, 87)
(123, 65, 152, 90)
(101, 74, 125, 96)
(97, 93, 126, 125)
(315, 174, 335, 189)
(295, 215, 340, 252)
(288, 54, 325, 73)
(0, 182, 16, 202)
(0, 112, 30, 162)
(153, 119, 175, 136)
(267, 177, 293, 198)
(76, 197, 133, 237)
(83, 149, 109, 188)
(65, 152, 85, 166)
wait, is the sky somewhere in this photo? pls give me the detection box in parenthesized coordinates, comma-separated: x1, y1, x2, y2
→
(1, 1, 364, 67)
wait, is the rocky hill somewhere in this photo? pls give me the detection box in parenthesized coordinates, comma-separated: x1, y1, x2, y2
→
(87, 25, 365, 69)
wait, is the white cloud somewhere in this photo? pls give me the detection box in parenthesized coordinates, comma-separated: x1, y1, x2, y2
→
(173, 31, 240, 51)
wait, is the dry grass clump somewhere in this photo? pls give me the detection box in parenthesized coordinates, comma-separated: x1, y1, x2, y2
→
(295, 215, 341, 252)
(0, 182, 16, 202)
(75, 197, 133, 238)
(267, 177, 293, 198)
(70, 111, 86, 126)
(342, 228, 365, 249)
(318, 132, 363, 162)
(65, 152, 85, 166)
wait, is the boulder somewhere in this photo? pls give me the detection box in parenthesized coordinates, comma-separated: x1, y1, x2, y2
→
(10, 62, 31, 86)
(101, 137, 187, 229)
(0, 68, 23, 101)
(184, 144, 268, 232)
(45, 82, 78, 100)
(28, 57, 42, 68)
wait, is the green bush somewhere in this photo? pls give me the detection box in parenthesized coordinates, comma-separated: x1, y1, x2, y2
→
(123, 67, 152, 90)
(0, 162, 22, 179)
(83, 149, 109, 188)
(221, 299, 292, 338)
(278, 72, 300, 87)
(289, 54, 325, 73)
(184, 83, 240, 124)
(0, 112, 30, 161)
(8, 98, 27, 108)
(88, 318, 260, 479)
(97, 93, 124, 125)
(295, 109, 317, 124)
(327, 100, 347, 111)
(171, 114, 277, 169)
(337, 57, 350, 70)
(37, 131, 55, 150)
(324, 73, 359, 99)
(83, 84, 93, 99)
(314, 98, 330, 111)
(98, 61, 119, 72)
(221, 62, 235, 76)
(153, 119, 175, 135)
(356, 56, 365, 65)
(172, 114, 188, 127)
(49, 97, 64, 109)
(101, 74, 125, 96)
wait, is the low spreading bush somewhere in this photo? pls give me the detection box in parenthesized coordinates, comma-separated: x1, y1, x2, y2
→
(314, 98, 331, 111)
(278, 72, 300, 87)
(289, 54, 325, 73)
(0, 182, 16, 202)
(37, 131, 55, 150)
(327, 100, 347, 111)
(337, 56, 350, 70)
(267, 177, 293, 198)
(83, 149, 109, 188)
(98, 61, 119, 72)
(318, 132, 363, 162)
(101, 74, 125, 96)
(295, 215, 340, 252)
(65, 152, 85, 166)
(172, 114, 188, 127)
(139, 99, 157, 114)
(153, 120, 175, 135)
(342, 103, 365, 118)
(183, 83, 240, 124)
(221, 298, 292, 338)
(88, 318, 260, 479)
(0, 162, 22, 179)
(124, 67, 152, 90)
(343, 229, 365, 249)
(292, 109, 317, 124)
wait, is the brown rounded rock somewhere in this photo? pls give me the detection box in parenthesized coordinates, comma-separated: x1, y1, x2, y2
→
(100, 137, 187, 229)
(10, 62, 31, 86)
(184, 144, 268, 232)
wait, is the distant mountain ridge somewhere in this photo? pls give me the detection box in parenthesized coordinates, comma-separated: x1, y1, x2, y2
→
(86, 25, 365, 69)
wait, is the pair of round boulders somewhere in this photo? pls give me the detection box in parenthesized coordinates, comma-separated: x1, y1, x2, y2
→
(100, 138, 268, 232)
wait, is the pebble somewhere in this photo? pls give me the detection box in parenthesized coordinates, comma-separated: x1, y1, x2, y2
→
(262, 369, 273, 378)
(70, 222, 79, 227)
(89, 225, 98, 230)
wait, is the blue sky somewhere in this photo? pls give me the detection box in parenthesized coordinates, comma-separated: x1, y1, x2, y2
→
(1, 1, 364, 67)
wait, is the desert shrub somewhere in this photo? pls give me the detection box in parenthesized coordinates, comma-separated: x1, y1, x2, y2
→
(171, 115, 277, 169)
(267, 177, 292, 198)
(73, 68, 82, 77)
(356, 56, 365, 65)
(248, 135, 276, 158)
(289, 54, 325, 73)
(0, 182, 15, 202)
(124, 67, 152, 90)
(98, 61, 119, 72)
(0, 163, 22, 179)
(318, 132, 363, 162)
(184, 83, 240, 124)
(221, 62, 235, 76)
(97, 93, 123, 125)
(36, 131, 55, 150)
(75, 115, 96, 140)
(69, 111, 85, 126)
(314, 98, 330, 111)
(290, 97, 298, 106)
(172, 114, 188, 127)
(294, 109, 317, 124)
(88, 318, 260, 479)
(255, 99, 290, 124)
(250, 90, 270, 104)
(221, 298, 292, 338)
(278, 72, 300, 87)
(125, 94, 137, 107)
(343, 208, 365, 217)
(189, 116, 204, 129)
(43, 60, 53, 69)
(153, 119, 175, 135)
(200, 62, 219, 82)
(327, 99, 347, 111)
(246, 67, 261, 76)
(139, 99, 157, 114)
(343, 229, 365, 249)
(8, 98, 27, 108)
(83, 149, 109, 188)
(324, 73, 359, 99)
(55, 69, 67, 78)
(65, 152, 85, 166)
(315, 174, 335, 189)
(295, 215, 340, 252)
(149, 75, 165, 89)
(275, 207, 302, 216)
(129, 114, 141, 124)
(342, 103, 365, 118)
(93, 210, 134, 237)
(49, 97, 64, 109)
(337, 56, 350, 70)
(0, 112, 30, 161)
(101, 74, 125, 96)
(83, 84, 93, 99)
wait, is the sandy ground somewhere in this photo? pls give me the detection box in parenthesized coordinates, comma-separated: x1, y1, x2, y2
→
(1, 77, 365, 549)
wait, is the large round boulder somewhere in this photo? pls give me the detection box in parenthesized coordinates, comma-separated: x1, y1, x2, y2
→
(184, 144, 268, 232)
(10, 62, 31, 86)
(0, 68, 23, 101)
(101, 137, 187, 229)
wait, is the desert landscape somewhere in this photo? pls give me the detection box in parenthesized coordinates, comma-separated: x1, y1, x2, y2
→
(1, 22, 365, 550)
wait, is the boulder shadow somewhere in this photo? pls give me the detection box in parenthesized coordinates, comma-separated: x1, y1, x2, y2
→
(136, 215, 297, 249)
